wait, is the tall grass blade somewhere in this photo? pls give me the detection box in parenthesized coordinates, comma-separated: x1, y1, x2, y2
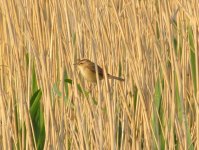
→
(188, 27, 197, 95)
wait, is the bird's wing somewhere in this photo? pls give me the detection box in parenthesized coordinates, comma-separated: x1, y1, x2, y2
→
(88, 63, 104, 77)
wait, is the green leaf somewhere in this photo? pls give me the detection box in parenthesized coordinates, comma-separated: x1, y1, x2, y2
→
(174, 73, 194, 149)
(72, 32, 76, 45)
(52, 82, 62, 97)
(188, 27, 197, 95)
(156, 21, 160, 39)
(30, 90, 42, 116)
(30, 89, 45, 150)
(118, 61, 122, 77)
(173, 37, 178, 54)
(26, 52, 29, 66)
(64, 78, 73, 84)
(152, 76, 165, 149)
(117, 120, 122, 149)
(92, 97, 98, 105)
(133, 85, 138, 111)
(77, 84, 83, 94)
(30, 64, 45, 149)
(154, 78, 162, 109)
(64, 71, 71, 102)
(32, 64, 38, 94)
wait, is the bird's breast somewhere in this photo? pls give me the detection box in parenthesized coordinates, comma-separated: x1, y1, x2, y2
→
(78, 67, 103, 82)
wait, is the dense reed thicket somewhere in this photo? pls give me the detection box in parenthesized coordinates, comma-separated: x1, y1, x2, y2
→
(0, 0, 198, 149)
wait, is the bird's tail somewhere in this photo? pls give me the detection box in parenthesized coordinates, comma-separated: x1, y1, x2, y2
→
(108, 74, 125, 81)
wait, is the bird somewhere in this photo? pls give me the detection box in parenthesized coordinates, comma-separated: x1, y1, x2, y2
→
(74, 59, 124, 82)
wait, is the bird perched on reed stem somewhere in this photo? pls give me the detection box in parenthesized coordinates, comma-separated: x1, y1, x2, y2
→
(74, 59, 124, 82)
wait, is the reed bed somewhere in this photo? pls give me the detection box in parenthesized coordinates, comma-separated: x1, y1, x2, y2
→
(0, 0, 198, 149)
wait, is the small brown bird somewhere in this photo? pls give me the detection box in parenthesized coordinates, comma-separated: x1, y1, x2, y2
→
(74, 59, 125, 82)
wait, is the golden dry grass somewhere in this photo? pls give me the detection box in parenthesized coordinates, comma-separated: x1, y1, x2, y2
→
(0, 0, 198, 149)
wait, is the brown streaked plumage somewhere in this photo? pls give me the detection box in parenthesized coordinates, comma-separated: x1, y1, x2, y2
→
(74, 59, 125, 82)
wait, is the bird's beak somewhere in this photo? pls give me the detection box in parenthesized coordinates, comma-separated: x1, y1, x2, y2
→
(74, 59, 80, 65)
